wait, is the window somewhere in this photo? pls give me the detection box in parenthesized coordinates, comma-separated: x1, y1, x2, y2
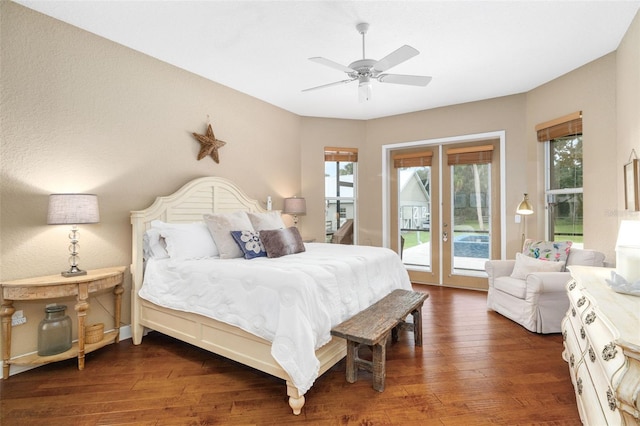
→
(537, 112, 583, 245)
(325, 147, 357, 244)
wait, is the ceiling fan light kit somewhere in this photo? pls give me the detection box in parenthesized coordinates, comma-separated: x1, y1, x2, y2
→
(304, 22, 431, 102)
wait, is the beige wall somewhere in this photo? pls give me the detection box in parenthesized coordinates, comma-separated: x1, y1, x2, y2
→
(526, 52, 618, 260)
(299, 117, 366, 242)
(2, 2, 639, 367)
(363, 96, 527, 255)
(1, 3, 301, 357)
(617, 10, 640, 227)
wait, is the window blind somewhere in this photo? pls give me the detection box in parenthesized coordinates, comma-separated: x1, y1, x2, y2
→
(392, 151, 433, 168)
(535, 111, 582, 142)
(446, 144, 494, 165)
(324, 147, 358, 162)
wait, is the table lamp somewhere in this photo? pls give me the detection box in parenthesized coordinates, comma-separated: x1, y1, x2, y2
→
(47, 194, 100, 277)
(283, 197, 306, 226)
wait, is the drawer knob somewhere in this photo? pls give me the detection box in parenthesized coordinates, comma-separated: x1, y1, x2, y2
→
(589, 347, 596, 363)
(585, 311, 596, 324)
(577, 377, 583, 395)
(606, 387, 616, 411)
(580, 326, 586, 340)
(570, 353, 575, 367)
(569, 281, 576, 291)
(602, 342, 617, 361)
(577, 296, 586, 307)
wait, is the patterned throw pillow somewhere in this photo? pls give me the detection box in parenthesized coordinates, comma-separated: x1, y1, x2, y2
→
(230, 230, 266, 259)
(523, 239, 572, 262)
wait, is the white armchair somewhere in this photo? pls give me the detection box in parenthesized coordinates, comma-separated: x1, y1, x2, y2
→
(485, 243, 605, 333)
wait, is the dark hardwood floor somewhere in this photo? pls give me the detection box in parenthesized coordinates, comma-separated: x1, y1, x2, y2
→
(0, 285, 581, 425)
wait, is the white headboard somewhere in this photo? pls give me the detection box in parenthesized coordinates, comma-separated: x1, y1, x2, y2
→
(130, 176, 267, 297)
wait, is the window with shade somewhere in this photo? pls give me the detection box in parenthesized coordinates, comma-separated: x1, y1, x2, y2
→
(325, 147, 357, 244)
(537, 111, 583, 245)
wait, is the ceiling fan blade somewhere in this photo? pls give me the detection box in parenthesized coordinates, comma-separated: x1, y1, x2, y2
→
(308, 57, 355, 73)
(378, 74, 432, 87)
(373, 45, 419, 73)
(302, 78, 357, 92)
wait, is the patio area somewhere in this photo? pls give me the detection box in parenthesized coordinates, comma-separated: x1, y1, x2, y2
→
(402, 242, 488, 271)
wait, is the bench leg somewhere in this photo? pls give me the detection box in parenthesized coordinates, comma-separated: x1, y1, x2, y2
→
(411, 305, 423, 347)
(372, 336, 387, 392)
(346, 340, 358, 383)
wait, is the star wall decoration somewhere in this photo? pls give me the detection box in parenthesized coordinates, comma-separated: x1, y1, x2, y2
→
(192, 123, 227, 164)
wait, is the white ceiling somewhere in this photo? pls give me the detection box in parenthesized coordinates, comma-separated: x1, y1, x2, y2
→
(16, 0, 640, 120)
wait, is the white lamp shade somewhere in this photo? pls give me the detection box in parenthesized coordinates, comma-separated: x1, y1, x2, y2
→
(47, 194, 100, 224)
(283, 197, 306, 215)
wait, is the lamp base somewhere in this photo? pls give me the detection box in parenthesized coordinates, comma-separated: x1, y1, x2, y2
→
(61, 267, 87, 277)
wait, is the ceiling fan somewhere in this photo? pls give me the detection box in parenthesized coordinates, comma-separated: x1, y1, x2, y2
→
(303, 23, 432, 102)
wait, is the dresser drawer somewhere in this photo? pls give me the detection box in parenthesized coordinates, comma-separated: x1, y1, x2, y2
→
(581, 307, 625, 382)
(574, 359, 608, 425)
(567, 279, 591, 316)
(565, 300, 590, 354)
(561, 315, 583, 378)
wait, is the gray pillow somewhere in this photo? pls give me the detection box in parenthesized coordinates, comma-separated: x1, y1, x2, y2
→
(247, 211, 285, 231)
(204, 211, 254, 259)
(260, 227, 306, 258)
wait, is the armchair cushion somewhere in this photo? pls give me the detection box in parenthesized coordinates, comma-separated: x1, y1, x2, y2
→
(567, 248, 605, 267)
(510, 253, 565, 280)
(494, 276, 528, 299)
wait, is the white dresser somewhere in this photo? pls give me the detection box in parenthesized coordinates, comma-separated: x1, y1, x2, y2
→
(562, 266, 640, 425)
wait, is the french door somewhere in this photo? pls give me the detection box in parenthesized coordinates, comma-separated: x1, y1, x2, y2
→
(388, 138, 502, 290)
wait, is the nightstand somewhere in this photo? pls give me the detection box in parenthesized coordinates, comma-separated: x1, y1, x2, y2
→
(0, 266, 126, 379)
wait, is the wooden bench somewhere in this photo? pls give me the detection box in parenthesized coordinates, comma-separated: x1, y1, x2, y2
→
(330, 289, 429, 392)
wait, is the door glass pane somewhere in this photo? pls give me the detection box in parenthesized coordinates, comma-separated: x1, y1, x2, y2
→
(398, 166, 431, 268)
(451, 163, 490, 271)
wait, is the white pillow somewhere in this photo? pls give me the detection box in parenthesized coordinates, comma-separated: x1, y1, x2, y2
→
(247, 211, 285, 231)
(510, 252, 565, 280)
(203, 211, 255, 259)
(143, 228, 169, 259)
(150, 220, 219, 259)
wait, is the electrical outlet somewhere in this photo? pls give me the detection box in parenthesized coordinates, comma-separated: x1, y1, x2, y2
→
(11, 310, 26, 326)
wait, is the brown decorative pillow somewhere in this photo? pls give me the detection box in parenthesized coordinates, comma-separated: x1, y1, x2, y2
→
(260, 227, 306, 258)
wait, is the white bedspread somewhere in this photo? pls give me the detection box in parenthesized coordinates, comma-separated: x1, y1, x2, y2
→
(139, 242, 411, 394)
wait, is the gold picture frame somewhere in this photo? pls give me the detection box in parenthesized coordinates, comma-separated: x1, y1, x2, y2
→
(624, 159, 639, 211)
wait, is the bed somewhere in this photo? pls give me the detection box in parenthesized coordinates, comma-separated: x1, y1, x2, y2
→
(130, 176, 411, 414)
